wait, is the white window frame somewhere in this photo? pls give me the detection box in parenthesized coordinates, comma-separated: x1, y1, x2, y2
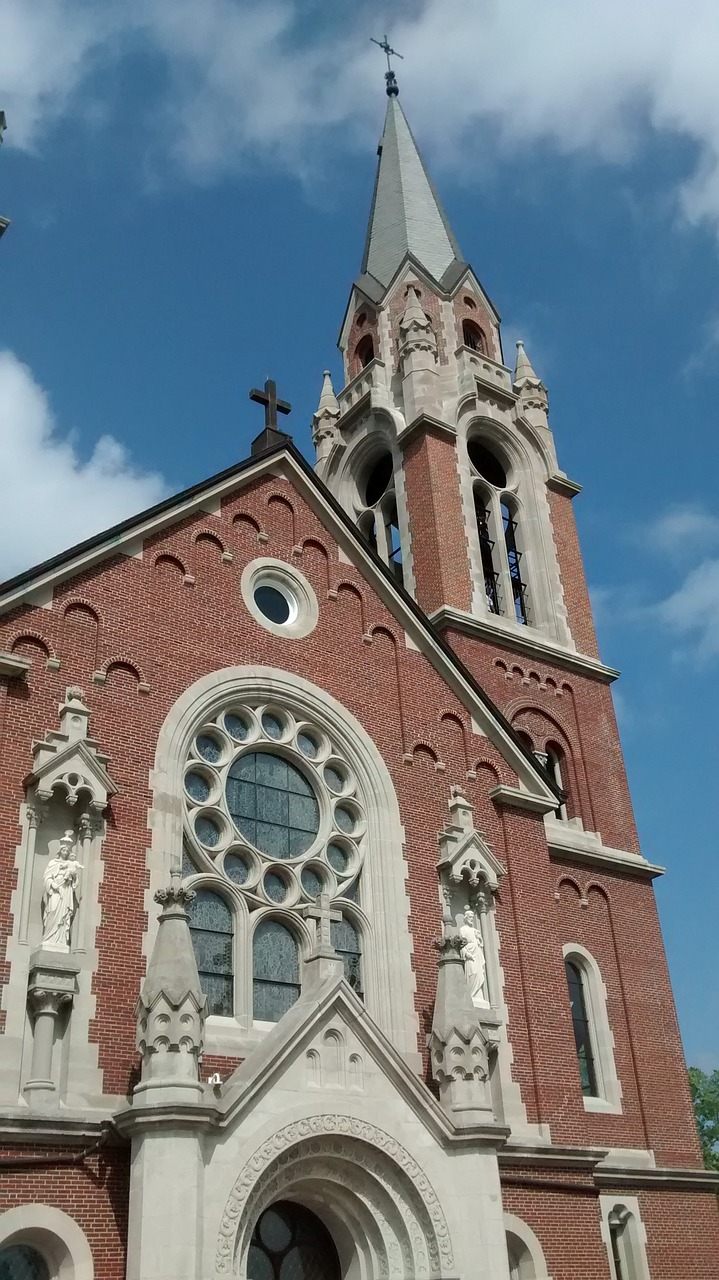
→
(599, 1196, 652, 1280)
(503, 1213, 553, 1279)
(0, 1205, 94, 1280)
(563, 943, 622, 1113)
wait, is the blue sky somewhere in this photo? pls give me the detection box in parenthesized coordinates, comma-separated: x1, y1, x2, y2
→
(2, 0, 719, 1070)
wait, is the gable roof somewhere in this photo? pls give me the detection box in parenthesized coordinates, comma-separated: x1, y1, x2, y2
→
(0, 436, 561, 808)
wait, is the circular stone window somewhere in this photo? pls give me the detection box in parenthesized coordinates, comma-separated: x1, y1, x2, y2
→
(226, 751, 320, 859)
(241, 558, 319, 639)
(467, 438, 508, 489)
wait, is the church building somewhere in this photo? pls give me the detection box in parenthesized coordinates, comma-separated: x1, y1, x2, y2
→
(0, 69, 717, 1280)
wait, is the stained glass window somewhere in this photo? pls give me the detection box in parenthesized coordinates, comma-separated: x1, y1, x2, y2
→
(565, 958, 598, 1096)
(247, 1201, 341, 1280)
(224, 853, 250, 885)
(226, 752, 319, 858)
(323, 765, 345, 793)
(196, 733, 222, 763)
(301, 866, 324, 899)
(0, 1246, 51, 1280)
(326, 843, 349, 875)
(188, 890, 233, 1016)
(253, 920, 300, 1022)
(263, 871, 288, 903)
(331, 915, 362, 997)
(334, 805, 355, 835)
(225, 713, 250, 741)
(186, 771, 211, 804)
(196, 815, 221, 848)
(297, 731, 318, 758)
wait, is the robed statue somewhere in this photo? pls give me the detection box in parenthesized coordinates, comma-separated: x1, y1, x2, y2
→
(458, 905, 488, 1007)
(41, 830, 82, 950)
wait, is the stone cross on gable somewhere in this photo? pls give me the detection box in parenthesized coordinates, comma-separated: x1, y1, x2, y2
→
(306, 893, 341, 957)
(249, 378, 291, 430)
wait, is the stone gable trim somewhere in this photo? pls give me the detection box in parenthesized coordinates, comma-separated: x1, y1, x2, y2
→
(431, 605, 620, 684)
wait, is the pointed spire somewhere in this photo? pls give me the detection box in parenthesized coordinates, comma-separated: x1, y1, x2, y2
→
(361, 96, 465, 290)
(513, 340, 538, 384)
(512, 339, 549, 427)
(136, 860, 207, 1089)
(311, 370, 341, 463)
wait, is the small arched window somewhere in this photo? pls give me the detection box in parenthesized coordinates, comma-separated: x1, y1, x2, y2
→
(462, 319, 487, 353)
(602, 1199, 651, 1280)
(356, 334, 375, 368)
(501, 499, 529, 625)
(565, 957, 598, 1097)
(331, 914, 363, 997)
(0, 1246, 51, 1280)
(545, 743, 569, 821)
(188, 890, 234, 1016)
(253, 918, 301, 1022)
(358, 450, 404, 581)
(474, 491, 501, 614)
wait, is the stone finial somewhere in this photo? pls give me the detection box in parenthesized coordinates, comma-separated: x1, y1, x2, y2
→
(301, 892, 343, 990)
(58, 686, 90, 743)
(398, 284, 437, 365)
(135, 862, 207, 1092)
(513, 339, 549, 427)
(429, 931, 494, 1126)
(311, 371, 341, 462)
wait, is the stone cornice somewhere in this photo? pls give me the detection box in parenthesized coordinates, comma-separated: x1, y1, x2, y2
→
(0, 1112, 121, 1145)
(547, 822, 664, 878)
(431, 605, 620, 684)
(547, 473, 583, 497)
(499, 1144, 607, 1171)
(396, 412, 457, 449)
(0, 651, 31, 678)
(594, 1165, 719, 1193)
(490, 785, 557, 816)
(473, 373, 518, 406)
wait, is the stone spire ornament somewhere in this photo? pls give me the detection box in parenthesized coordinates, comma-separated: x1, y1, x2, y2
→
(311, 371, 341, 463)
(513, 340, 549, 429)
(399, 283, 440, 420)
(429, 927, 495, 1127)
(135, 859, 207, 1103)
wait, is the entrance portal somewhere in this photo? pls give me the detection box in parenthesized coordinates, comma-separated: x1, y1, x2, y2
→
(247, 1201, 341, 1280)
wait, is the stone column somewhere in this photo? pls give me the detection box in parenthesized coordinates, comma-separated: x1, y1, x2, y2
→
(18, 803, 45, 943)
(24, 952, 79, 1110)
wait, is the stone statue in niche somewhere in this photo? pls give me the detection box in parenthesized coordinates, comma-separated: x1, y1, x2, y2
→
(458, 905, 488, 1007)
(41, 830, 82, 950)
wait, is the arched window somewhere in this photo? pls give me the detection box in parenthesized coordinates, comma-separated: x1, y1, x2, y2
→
(356, 334, 375, 368)
(462, 319, 487, 353)
(501, 499, 529, 624)
(331, 913, 363, 997)
(253, 918, 301, 1022)
(601, 1199, 651, 1280)
(545, 743, 569, 821)
(503, 1215, 551, 1280)
(0, 1246, 50, 1280)
(565, 957, 598, 1097)
(188, 890, 234, 1016)
(507, 1232, 534, 1279)
(357, 449, 404, 582)
(467, 436, 531, 624)
(474, 490, 501, 614)
(564, 945, 622, 1112)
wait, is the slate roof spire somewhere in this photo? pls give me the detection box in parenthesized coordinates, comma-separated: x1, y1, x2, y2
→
(360, 94, 465, 291)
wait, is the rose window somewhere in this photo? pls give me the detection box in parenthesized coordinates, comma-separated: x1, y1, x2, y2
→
(182, 700, 365, 1020)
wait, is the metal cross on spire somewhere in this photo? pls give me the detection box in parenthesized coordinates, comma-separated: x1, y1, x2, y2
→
(370, 33, 403, 97)
(249, 378, 292, 430)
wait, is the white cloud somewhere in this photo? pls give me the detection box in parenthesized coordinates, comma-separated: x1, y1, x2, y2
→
(647, 503, 719, 555)
(0, 350, 167, 580)
(5, 1, 719, 237)
(656, 557, 719, 661)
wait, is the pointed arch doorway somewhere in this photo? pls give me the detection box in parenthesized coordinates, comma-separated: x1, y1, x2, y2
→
(247, 1202, 341, 1280)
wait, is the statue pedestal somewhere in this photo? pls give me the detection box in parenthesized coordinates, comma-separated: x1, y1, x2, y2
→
(24, 949, 79, 1111)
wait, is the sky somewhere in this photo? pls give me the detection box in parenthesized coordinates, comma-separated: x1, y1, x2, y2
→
(1, 0, 719, 1071)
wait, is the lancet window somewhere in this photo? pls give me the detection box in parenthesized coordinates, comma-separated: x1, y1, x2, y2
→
(182, 698, 365, 1023)
(468, 436, 530, 624)
(357, 449, 404, 586)
(565, 957, 598, 1096)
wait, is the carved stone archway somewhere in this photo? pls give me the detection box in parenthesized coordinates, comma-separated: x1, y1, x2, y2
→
(215, 1116, 454, 1280)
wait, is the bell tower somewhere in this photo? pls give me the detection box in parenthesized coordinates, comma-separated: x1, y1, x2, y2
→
(313, 78, 593, 665)
(314, 74, 638, 861)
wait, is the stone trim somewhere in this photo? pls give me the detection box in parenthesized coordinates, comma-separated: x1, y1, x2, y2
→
(0, 651, 31, 677)
(598, 1194, 651, 1280)
(430, 604, 620, 684)
(147, 667, 420, 1066)
(547, 821, 664, 879)
(503, 1213, 553, 1280)
(563, 943, 622, 1114)
(0, 1204, 94, 1280)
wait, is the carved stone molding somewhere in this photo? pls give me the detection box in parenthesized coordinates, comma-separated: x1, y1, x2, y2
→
(26, 686, 117, 813)
(216, 1115, 454, 1276)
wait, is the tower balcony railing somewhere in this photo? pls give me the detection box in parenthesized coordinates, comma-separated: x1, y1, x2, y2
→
(455, 345, 515, 401)
(338, 358, 389, 414)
